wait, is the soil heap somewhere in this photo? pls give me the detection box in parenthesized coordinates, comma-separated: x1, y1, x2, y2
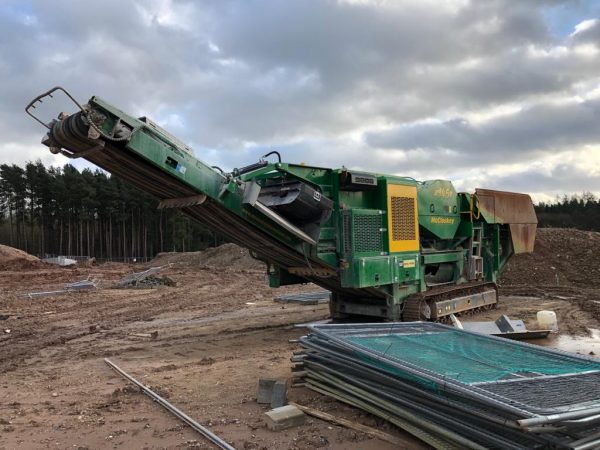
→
(151, 228, 600, 282)
(500, 228, 600, 288)
(151, 243, 265, 270)
(0, 244, 43, 270)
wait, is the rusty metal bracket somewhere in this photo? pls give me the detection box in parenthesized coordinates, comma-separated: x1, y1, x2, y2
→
(157, 194, 207, 209)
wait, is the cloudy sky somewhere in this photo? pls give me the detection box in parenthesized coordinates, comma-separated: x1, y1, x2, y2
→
(1, 0, 599, 203)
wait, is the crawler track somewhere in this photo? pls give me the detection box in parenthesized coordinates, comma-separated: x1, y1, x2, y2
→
(402, 282, 498, 322)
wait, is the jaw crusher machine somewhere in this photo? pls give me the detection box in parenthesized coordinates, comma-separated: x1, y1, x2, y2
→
(27, 87, 537, 321)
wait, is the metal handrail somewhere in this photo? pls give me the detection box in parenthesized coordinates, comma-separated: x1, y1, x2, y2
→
(25, 86, 85, 129)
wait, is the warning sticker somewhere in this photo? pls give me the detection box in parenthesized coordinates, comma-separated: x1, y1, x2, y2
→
(403, 259, 416, 268)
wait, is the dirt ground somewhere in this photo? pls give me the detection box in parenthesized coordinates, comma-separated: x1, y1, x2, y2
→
(1, 229, 599, 450)
(498, 227, 600, 343)
(0, 263, 417, 450)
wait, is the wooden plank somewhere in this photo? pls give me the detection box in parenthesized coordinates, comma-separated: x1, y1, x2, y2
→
(289, 402, 407, 447)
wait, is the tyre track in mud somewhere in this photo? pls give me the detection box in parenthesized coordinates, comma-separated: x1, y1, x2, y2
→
(0, 265, 320, 372)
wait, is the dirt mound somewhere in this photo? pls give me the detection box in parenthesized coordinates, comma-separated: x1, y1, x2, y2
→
(150, 243, 265, 270)
(0, 245, 43, 270)
(500, 228, 600, 288)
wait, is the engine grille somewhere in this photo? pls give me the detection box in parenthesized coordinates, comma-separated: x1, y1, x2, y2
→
(342, 213, 352, 255)
(353, 214, 383, 253)
(390, 196, 416, 241)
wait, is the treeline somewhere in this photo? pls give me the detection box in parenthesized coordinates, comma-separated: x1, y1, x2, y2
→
(1, 162, 599, 259)
(536, 193, 600, 230)
(0, 161, 224, 260)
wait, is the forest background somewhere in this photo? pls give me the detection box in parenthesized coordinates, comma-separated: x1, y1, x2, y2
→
(0, 162, 596, 261)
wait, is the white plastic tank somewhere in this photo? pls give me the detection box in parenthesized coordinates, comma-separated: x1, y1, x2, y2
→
(537, 310, 558, 332)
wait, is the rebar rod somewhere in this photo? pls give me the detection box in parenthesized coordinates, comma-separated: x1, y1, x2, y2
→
(104, 358, 235, 450)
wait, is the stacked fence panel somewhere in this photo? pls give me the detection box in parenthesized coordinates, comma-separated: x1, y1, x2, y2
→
(294, 322, 600, 450)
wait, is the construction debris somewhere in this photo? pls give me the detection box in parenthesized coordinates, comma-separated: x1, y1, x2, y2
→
(66, 278, 98, 291)
(115, 265, 175, 288)
(128, 331, 159, 339)
(452, 313, 551, 340)
(23, 289, 70, 299)
(270, 381, 287, 408)
(257, 377, 288, 408)
(88, 326, 159, 340)
(537, 309, 559, 331)
(263, 405, 305, 431)
(42, 256, 77, 266)
(104, 358, 235, 450)
(257, 377, 280, 404)
(296, 322, 600, 450)
(22, 277, 98, 299)
(274, 291, 331, 305)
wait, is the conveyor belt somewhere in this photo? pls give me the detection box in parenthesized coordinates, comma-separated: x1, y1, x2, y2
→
(47, 112, 381, 300)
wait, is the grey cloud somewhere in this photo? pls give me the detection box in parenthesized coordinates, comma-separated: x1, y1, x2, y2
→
(1, 0, 564, 145)
(0, 0, 599, 199)
(473, 164, 600, 198)
(366, 98, 600, 160)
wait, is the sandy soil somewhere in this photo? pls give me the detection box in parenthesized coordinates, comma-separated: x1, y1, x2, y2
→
(498, 227, 600, 342)
(1, 230, 599, 450)
(0, 264, 419, 450)
(0, 245, 45, 271)
(150, 244, 265, 271)
(0, 245, 40, 263)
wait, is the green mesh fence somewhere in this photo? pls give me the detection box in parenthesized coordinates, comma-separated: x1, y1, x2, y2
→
(347, 329, 600, 385)
(303, 323, 600, 448)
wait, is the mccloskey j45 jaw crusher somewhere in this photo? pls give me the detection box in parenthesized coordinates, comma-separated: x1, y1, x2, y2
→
(27, 87, 538, 321)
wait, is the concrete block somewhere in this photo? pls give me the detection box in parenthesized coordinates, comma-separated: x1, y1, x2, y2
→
(257, 377, 278, 404)
(264, 405, 305, 431)
(270, 380, 287, 408)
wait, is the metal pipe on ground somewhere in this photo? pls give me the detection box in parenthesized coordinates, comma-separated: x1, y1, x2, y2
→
(104, 358, 236, 450)
(23, 290, 68, 298)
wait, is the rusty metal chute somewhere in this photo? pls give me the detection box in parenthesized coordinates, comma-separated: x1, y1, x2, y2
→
(475, 189, 537, 254)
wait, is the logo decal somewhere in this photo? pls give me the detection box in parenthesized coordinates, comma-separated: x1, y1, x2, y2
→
(431, 217, 455, 224)
(433, 187, 453, 198)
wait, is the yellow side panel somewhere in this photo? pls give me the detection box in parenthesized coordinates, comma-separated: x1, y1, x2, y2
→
(387, 184, 420, 253)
